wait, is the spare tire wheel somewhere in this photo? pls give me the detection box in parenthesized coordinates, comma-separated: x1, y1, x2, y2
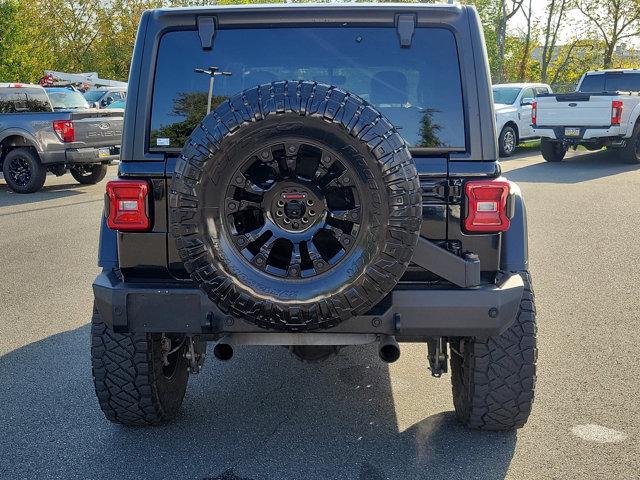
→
(170, 81, 422, 331)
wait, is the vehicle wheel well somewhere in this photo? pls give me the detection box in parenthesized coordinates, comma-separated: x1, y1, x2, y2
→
(0, 136, 39, 167)
(503, 121, 519, 143)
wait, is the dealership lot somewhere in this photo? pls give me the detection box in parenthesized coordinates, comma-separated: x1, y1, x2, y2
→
(0, 150, 638, 480)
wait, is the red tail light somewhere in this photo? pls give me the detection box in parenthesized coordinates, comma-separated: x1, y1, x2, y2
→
(611, 100, 623, 126)
(52, 120, 75, 142)
(106, 180, 150, 231)
(531, 100, 537, 126)
(464, 180, 511, 233)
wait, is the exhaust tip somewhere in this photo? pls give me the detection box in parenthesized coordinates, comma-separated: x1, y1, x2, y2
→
(379, 342, 400, 363)
(213, 342, 233, 361)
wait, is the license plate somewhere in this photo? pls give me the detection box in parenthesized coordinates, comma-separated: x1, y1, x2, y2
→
(98, 147, 110, 158)
(564, 127, 580, 137)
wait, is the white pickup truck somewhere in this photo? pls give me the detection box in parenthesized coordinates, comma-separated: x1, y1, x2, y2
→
(493, 83, 552, 157)
(533, 69, 640, 163)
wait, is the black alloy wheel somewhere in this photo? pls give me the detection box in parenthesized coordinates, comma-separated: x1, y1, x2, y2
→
(7, 156, 32, 187)
(224, 140, 364, 279)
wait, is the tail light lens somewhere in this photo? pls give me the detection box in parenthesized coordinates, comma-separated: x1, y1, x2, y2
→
(531, 100, 537, 126)
(611, 100, 623, 126)
(105, 180, 150, 231)
(52, 120, 75, 142)
(464, 180, 511, 233)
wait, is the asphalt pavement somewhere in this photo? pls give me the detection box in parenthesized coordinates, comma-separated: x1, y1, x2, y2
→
(0, 150, 638, 480)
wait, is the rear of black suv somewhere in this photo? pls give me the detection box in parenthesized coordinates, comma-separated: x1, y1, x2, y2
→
(92, 4, 536, 430)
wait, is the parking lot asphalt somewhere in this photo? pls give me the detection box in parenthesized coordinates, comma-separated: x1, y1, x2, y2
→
(1, 151, 639, 480)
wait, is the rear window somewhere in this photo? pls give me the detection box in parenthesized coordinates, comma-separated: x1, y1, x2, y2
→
(579, 73, 640, 93)
(150, 27, 465, 151)
(605, 73, 640, 92)
(0, 88, 51, 113)
(578, 74, 605, 93)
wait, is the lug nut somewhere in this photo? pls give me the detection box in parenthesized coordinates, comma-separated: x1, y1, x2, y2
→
(290, 266, 299, 275)
(292, 222, 299, 228)
(261, 151, 269, 159)
(256, 257, 264, 265)
(235, 176, 244, 184)
(228, 203, 237, 210)
(277, 200, 284, 207)
(276, 210, 283, 217)
(343, 177, 350, 184)
(284, 218, 291, 224)
(302, 217, 308, 223)
(288, 145, 296, 153)
(237, 238, 245, 246)
(309, 209, 315, 216)
(307, 199, 314, 206)
(343, 237, 350, 245)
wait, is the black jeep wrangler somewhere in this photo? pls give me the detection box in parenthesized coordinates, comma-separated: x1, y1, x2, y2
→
(91, 3, 536, 431)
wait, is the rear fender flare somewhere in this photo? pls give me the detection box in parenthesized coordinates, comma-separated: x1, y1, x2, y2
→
(501, 182, 528, 272)
(624, 102, 640, 138)
(0, 128, 44, 155)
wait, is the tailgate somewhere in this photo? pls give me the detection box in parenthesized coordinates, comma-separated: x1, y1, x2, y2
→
(536, 94, 614, 127)
(70, 110, 123, 147)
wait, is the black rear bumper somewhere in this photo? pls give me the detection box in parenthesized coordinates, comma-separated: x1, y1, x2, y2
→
(93, 270, 524, 340)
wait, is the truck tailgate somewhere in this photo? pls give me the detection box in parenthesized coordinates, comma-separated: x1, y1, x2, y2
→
(536, 94, 613, 127)
(70, 110, 123, 147)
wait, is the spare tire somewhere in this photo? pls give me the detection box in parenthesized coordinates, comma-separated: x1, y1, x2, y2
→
(169, 81, 421, 331)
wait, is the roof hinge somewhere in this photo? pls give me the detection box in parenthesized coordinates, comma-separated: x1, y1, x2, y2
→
(396, 14, 416, 48)
(197, 16, 216, 50)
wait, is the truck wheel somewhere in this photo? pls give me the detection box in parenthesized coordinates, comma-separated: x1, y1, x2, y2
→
(91, 305, 189, 425)
(2, 148, 46, 193)
(540, 139, 566, 162)
(498, 125, 517, 157)
(70, 164, 108, 184)
(620, 122, 640, 164)
(450, 271, 537, 430)
(170, 81, 421, 331)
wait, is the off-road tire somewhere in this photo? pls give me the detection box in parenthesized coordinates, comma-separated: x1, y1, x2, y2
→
(170, 81, 421, 331)
(450, 271, 537, 430)
(2, 148, 46, 193)
(540, 139, 566, 162)
(620, 121, 640, 164)
(71, 163, 108, 184)
(498, 125, 517, 157)
(91, 305, 189, 425)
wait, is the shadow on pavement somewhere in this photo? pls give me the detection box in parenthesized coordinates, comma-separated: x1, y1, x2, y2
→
(501, 149, 639, 184)
(0, 326, 516, 480)
(0, 179, 85, 207)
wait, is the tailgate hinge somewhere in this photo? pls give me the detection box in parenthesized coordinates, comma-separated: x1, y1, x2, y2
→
(396, 14, 416, 48)
(447, 179, 463, 204)
(197, 16, 216, 50)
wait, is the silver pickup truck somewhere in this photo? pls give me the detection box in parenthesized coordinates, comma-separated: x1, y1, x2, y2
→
(0, 83, 123, 193)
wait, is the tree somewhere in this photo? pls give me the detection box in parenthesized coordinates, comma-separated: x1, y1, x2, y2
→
(540, 0, 569, 83)
(494, 0, 524, 83)
(517, 0, 534, 82)
(577, 0, 640, 68)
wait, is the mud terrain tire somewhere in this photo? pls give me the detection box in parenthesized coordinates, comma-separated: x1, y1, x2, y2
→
(170, 81, 421, 331)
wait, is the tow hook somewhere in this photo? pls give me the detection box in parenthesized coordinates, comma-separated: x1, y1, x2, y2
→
(427, 337, 448, 378)
(185, 336, 206, 374)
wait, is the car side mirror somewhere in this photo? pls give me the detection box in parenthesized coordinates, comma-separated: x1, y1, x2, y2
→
(521, 98, 534, 106)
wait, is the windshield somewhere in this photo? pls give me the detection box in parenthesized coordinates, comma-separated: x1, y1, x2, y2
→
(150, 27, 465, 150)
(84, 90, 106, 102)
(47, 89, 90, 110)
(492, 87, 521, 105)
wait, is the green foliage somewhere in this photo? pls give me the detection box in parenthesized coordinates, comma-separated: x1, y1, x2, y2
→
(2, 0, 640, 88)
